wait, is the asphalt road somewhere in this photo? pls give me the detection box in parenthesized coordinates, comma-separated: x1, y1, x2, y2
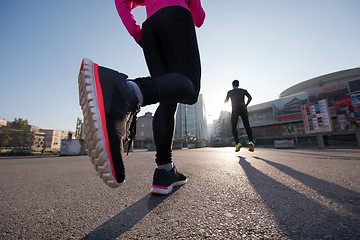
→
(1, 147, 359, 239)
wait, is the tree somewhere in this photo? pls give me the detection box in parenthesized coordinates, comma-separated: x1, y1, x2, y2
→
(10, 118, 30, 131)
(0, 118, 32, 149)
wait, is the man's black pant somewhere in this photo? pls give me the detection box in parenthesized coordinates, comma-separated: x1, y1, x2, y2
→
(231, 106, 253, 144)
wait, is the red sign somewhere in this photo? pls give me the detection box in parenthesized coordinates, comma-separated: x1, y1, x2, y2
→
(277, 113, 302, 122)
(307, 83, 348, 96)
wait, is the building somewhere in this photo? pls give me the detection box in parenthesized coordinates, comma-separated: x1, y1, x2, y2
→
(29, 125, 45, 151)
(40, 129, 74, 152)
(0, 118, 75, 152)
(0, 120, 45, 151)
(174, 94, 208, 145)
(0, 118, 8, 127)
(134, 112, 154, 148)
(134, 95, 209, 149)
(208, 111, 233, 147)
(207, 119, 219, 142)
(217, 111, 231, 140)
(31, 132, 45, 152)
(241, 68, 360, 146)
(30, 125, 40, 133)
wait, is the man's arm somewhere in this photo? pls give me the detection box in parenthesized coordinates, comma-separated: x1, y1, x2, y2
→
(245, 91, 252, 107)
(224, 92, 230, 103)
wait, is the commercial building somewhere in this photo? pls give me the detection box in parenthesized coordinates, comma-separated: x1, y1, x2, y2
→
(174, 94, 208, 146)
(134, 112, 154, 148)
(40, 129, 74, 152)
(134, 94, 209, 149)
(238, 68, 360, 146)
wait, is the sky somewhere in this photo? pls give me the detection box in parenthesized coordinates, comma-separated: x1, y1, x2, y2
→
(1, 0, 359, 132)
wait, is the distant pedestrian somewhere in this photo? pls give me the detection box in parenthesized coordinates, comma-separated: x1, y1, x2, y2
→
(224, 80, 254, 152)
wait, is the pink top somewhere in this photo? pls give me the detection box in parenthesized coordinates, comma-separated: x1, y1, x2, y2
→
(115, 0, 205, 43)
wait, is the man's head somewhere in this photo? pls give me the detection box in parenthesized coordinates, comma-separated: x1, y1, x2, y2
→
(232, 80, 239, 88)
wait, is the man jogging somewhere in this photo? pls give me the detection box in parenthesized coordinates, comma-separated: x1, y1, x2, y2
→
(224, 80, 255, 152)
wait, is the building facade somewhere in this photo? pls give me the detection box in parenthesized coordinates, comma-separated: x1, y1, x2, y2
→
(210, 68, 360, 147)
(243, 68, 360, 145)
(134, 112, 154, 148)
(40, 129, 73, 152)
(134, 95, 209, 148)
(174, 94, 208, 145)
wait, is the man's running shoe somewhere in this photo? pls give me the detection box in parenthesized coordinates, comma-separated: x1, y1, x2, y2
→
(235, 143, 242, 152)
(248, 141, 255, 152)
(78, 58, 140, 188)
(150, 166, 187, 195)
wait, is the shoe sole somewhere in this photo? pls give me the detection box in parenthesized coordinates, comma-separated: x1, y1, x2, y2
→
(150, 179, 187, 195)
(78, 58, 122, 188)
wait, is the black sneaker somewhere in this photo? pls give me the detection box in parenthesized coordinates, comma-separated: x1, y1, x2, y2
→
(150, 166, 187, 195)
(248, 141, 255, 152)
(78, 58, 140, 188)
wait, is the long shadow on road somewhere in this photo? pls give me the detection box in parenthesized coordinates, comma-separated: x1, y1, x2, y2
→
(238, 156, 360, 239)
(253, 156, 360, 213)
(81, 189, 178, 240)
(284, 150, 360, 161)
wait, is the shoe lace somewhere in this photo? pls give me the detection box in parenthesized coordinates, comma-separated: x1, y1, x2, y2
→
(126, 115, 137, 155)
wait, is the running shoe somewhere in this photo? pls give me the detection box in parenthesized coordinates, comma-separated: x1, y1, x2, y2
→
(150, 166, 187, 195)
(248, 141, 255, 152)
(235, 143, 242, 152)
(78, 58, 140, 188)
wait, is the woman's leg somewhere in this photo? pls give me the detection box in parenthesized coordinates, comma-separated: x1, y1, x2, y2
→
(153, 102, 177, 165)
(138, 6, 202, 165)
(135, 6, 201, 105)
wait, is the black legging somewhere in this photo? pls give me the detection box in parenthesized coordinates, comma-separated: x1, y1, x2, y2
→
(132, 6, 201, 165)
(231, 107, 253, 144)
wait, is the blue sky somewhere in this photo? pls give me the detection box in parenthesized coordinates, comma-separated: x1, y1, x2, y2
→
(1, 1, 359, 131)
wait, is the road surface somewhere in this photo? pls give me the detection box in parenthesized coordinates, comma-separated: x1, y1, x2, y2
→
(1, 147, 359, 239)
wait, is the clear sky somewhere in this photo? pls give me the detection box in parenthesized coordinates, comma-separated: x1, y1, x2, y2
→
(1, 0, 359, 132)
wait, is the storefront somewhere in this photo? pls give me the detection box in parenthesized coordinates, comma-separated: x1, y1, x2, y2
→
(245, 68, 360, 146)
